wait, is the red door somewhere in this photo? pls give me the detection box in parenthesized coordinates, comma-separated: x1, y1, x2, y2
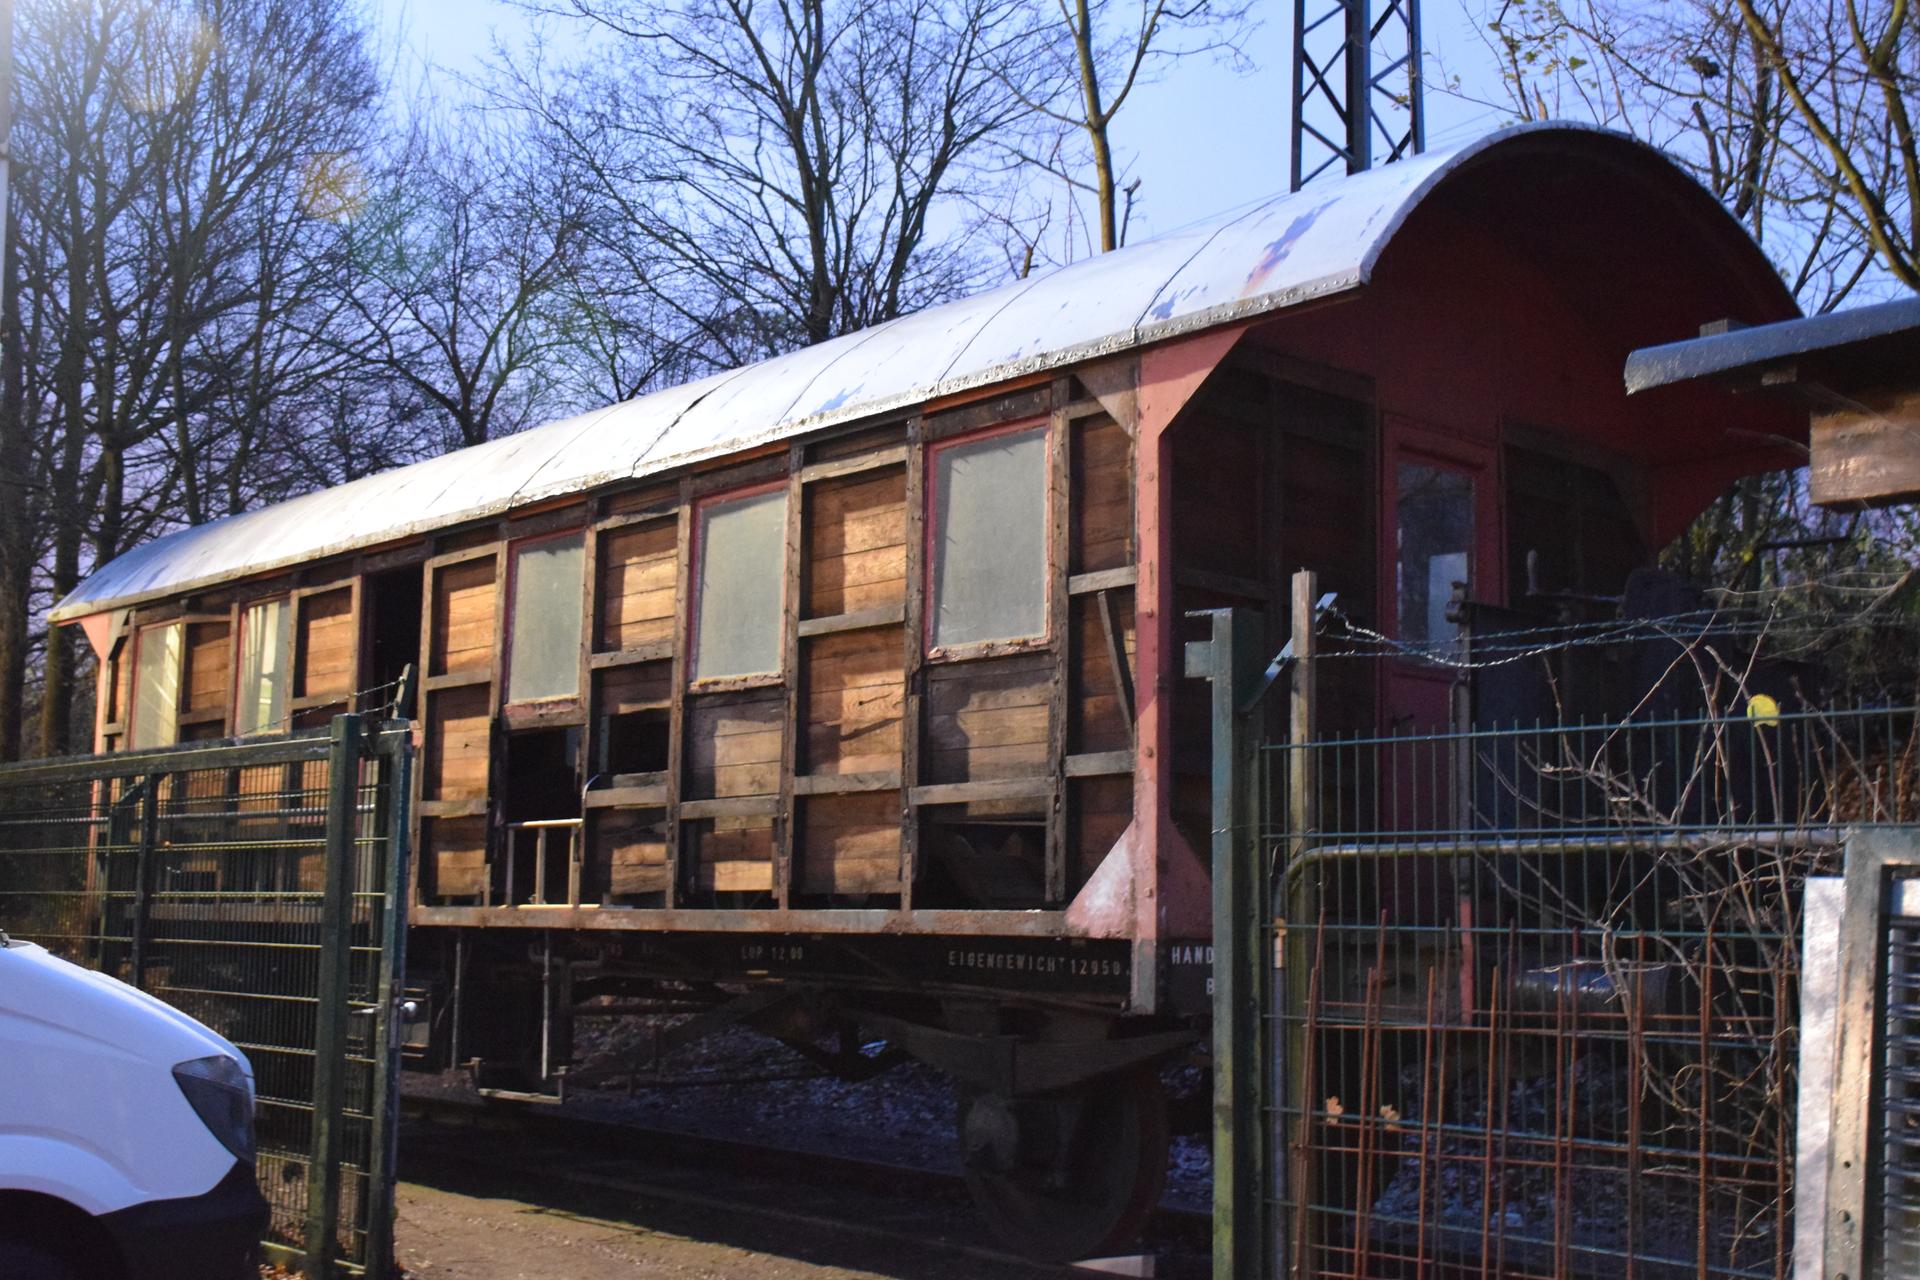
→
(1378, 418, 1501, 735)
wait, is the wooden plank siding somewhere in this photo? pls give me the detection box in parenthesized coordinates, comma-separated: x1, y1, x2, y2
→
(429, 558, 497, 677)
(184, 620, 231, 721)
(105, 384, 1154, 916)
(294, 588, 355, 700)
(597, 521, 677, 652)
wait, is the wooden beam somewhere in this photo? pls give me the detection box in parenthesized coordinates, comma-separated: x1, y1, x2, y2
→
(665, 481, 694, 908)
(679, 795, 781, 820)
(793, 770, 901, 796)
(797, 603, 906, 638)
(777, 444, 804, 910)
(1068, 566, 1137, 595)
(1097, 587, 1136, 740)
(588, 641, 674, 669)
(1066, 750, 1134, 778)
(899, 418, 927, 910)
(584, 781, 670, 808)
(1046, 380, 1072, 904)
(910, 777, 1052, 806)
(799, 445, 908, 484)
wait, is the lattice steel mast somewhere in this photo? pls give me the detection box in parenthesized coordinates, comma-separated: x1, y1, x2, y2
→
(1290, 0, 1425, 190)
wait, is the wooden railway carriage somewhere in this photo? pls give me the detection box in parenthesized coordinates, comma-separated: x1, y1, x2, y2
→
(52, 124, 1800, 1258)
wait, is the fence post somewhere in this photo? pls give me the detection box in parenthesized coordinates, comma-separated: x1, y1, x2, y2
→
(1825, 825, 1920, 1280)
(306, 713, 364, 1280)
(362, 722, 413, 1280)
(1186, 607, 1265, 1280)
(128, 775, 159, 990)
(1281, 570, 1318, 1280)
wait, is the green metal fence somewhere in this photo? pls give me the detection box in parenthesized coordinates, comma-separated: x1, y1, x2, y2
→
(0, 714, 413, 1279)
(1191, 599, 1920, 1280)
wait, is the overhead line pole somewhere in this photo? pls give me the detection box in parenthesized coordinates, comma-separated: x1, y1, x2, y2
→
(1289, 0, 1424, 191)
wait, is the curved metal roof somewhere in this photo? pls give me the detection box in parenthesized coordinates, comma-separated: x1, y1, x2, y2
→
(53, 122, 1760, 622)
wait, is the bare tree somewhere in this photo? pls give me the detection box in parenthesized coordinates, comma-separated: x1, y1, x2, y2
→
(1473, 0, 1920, 613)
(334, 109, 592, 449)
(993, 0, 1256, 256)
(501, 0, 1038, 360)
(1, 0, 382, 755)
(1478, 0, 1919, 310)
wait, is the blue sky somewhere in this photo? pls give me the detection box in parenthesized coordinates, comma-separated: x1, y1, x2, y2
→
(375, 0, 1519, 246)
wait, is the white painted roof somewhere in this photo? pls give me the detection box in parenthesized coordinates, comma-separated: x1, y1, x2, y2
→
(52, 123, 1675, 621)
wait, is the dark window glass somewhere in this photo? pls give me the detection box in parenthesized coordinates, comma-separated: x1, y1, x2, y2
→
(1395, 462, 1473, 644)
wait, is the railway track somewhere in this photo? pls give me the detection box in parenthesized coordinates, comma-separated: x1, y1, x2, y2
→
(399, 1085, 1209, 1277)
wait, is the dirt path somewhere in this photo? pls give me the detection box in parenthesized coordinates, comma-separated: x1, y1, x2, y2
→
(393, 1125, 1051, 1280)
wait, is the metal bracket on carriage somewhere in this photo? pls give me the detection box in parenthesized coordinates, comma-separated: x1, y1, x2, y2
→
(856, 1010, 1195, 1096)
(1229, 590, 1338, 714)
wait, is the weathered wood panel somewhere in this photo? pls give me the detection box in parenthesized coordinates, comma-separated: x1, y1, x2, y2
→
(431, 559, 496, 676)
(595, 807, 670, 898)
(1070, 589, 1135, 755)
(424, 815, 488, 901)
(799, 790, 902, 895)
(296, 588, 354, 698)
(603, 484, 677, 517)
(185, 621, 231, 716)
(1072, 417, 1133, 573)
(690, 816, 774, 892)
(686, 689, 783, 798)
(598, 522, 677, 652)
(810, 424, 905, 463)
(1810, 390, 1920, 509)
(425, 684, 491, 801)
(925, 652, 1051, 784)
(803, 627, 904, 776)
(1071, 775, 1132, 894)
(806, 466, 908, 617)
(598, 661, 672, 715)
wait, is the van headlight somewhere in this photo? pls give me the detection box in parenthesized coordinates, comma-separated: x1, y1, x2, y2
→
(172, 1054, 256, 1163)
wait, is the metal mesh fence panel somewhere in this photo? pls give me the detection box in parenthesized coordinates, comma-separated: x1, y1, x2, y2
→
(0, 719, 410, 1278)
(1257, 705, 1920, 1280)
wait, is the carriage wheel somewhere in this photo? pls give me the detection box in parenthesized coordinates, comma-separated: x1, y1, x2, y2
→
(958, 1069, 1169, 1263)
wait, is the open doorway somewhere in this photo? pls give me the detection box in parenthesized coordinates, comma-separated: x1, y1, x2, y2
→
(364, 565, 424, 717)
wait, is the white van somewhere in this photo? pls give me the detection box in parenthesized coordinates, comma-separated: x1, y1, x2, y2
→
(0, 930, 267, 1279)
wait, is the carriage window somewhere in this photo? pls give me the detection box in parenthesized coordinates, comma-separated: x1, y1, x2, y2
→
(507, 533, 587, 702)
(235, 599, 294, 736)
(130, 622, 183, 749)
(692, 488, 787, 680)
(1396, 462, 1474, 645)
(930, 425, 1047, 650)
(1505, 447, 1645, 605)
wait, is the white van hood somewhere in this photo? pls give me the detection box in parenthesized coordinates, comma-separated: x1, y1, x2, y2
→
(0, 939, 245, 1073)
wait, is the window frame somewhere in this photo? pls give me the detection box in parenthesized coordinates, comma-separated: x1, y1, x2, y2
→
(922, 418, 1054, 663)
(687, 479, 791, 691)
(231, 595, 294, 738)
(127, 619, 185, 751)
(502, 527, 590, 708)
(1378, 419, 1501, 663)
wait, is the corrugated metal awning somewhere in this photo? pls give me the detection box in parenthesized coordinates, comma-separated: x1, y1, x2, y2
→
(1625, 296, 1920, 395)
